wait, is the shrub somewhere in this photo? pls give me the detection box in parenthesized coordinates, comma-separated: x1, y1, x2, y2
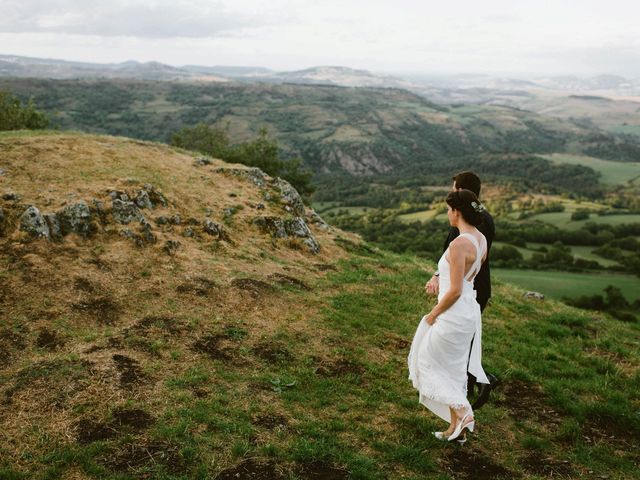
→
(0, 91, 49, 131)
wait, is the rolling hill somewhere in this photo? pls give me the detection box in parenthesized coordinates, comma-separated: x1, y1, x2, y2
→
(0, 131, 638, 479)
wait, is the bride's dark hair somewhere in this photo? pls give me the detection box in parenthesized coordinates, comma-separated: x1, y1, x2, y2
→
(446, 189, 485, 227)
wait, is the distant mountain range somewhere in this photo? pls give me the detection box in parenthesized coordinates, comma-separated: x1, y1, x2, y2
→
(2, 54, 639, 98)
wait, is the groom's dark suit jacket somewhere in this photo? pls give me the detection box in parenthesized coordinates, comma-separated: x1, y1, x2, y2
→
(443, 210, 495, 311)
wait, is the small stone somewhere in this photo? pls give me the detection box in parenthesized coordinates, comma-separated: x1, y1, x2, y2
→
(228, 192, 238, 198)
(0, 168, 6, 176)
(203, 220, 228, 240)
(183, 227, 195, 238)
(20, 206, 50, 239)
(142, 184, 168, 207)
(256, 203, 265, 210)
(169, 214, 181, 225)
(195, 157, 212, 166)
(2, 192, 21, 201)
(108, 190, 129, 202)
(523, 291, 545, 300)
(155, 216, 169, 225)
(139, 219, 156, 244)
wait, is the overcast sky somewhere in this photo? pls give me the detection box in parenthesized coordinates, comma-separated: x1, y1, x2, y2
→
(1, 0, 639, 76)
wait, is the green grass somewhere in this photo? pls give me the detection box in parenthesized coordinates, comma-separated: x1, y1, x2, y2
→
(493, 268, 640, 302)
(526, 211, 640, 229)
(542, 153, 640, 185)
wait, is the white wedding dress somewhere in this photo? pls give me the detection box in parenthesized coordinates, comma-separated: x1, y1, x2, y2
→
(407, 232, 490, 422)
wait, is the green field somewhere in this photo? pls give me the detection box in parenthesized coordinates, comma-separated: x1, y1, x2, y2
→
(493, 268, 640, 302)
(542, 153, 640, 185)
(397, 208, 439, 222)
(527, 211, 640, 229)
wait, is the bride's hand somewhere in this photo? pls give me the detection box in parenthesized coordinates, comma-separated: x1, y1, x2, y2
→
(424, 312, 436, 325)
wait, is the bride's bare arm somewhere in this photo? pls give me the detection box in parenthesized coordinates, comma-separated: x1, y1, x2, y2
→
(424, 239, 466, 324)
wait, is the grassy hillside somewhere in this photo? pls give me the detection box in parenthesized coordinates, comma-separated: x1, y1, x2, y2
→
(0, 132, 639, 479)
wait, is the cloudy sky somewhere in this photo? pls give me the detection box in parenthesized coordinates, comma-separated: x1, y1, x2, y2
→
(1, 0, 639, 76)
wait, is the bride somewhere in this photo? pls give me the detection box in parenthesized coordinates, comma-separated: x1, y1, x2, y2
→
(408, 189, 490, 442)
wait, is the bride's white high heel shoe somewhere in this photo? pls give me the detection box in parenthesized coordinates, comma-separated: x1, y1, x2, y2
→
(447, 413, 474, 442)
(433, 431, 467, 444)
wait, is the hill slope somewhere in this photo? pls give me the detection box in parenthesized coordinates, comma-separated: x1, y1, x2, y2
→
(0, 132, 638, 479)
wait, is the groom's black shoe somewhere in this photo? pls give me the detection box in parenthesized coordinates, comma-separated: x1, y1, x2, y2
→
(471, 373, 499, 410)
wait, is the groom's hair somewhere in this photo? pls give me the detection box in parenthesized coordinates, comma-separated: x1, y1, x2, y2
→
(453, 171, 481, 198)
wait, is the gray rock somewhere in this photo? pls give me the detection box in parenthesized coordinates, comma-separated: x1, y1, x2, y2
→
(135, 190, 153, 209)
(163, 240, 181, 255)
(203, 220, 228, 240)
(112, 199, 144, 224)
(214, 167, 268, 187)
(155, 216, 169, 225)
(44, 213, 63, 241)
(108, 190, 129, 202)
(274, 178, 305, 216)
(169, 214, 181, 225)
(523, 291, 545, 300)
(91, 199, 108, 224)
(253, 216, 287, 238)
(142, 184, 168, 208)
(223, 207, 237, 221)
(2, 192, 21, 201)
(58, 201, 96, 237)
(139, 219, 156, 244)
(195, 157, 212, 166)
(284, 217, 320, 253)
(183, 227, 195, 238)
(0, 168, 6, 176)
(20, 206, 50, 239)
(256, 203, 265, 210)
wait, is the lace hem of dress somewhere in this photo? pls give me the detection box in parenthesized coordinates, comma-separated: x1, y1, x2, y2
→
(409, 365, 470, 411)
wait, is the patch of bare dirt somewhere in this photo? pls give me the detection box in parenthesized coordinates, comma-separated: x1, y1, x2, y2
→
(519, 451, 575, 478)
(112, 408, 155, 429)
(494, 379, 562, 425)
(192, 334, 235, 361)
(583, 411, 640, 443)
(314, 357, 365, 377)
(112, 354, 146, 388)
(314, 263, 337, 271)
(253, 341, 293, 363)
(231, 278, 274, 297)
(129, 315, 184, 335)
(268, 273, 311, 290)
(73, 276, 96, 293)
(176, 276, 217, 296)
(101, 440, 186, 475)
(442, 448, 515, 480)
(72, 296, 120, 325)
(216, 458, 284, 480)
(75, 419, 118, 444)
(0, 329, 26, 367)
(294, 460, 349, 480)
(252, 413, 288, 430)
(381, 333, 410, 350)
(35, 328, 64, 350)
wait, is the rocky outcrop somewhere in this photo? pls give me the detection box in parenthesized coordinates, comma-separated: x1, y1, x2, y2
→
(44, 213, 62, 241)
(215, 167, 268, 187)
(274, 178, 305, 216)
(20, 206, 50, 239)
(253, 215, 320, 253)
(203, 220, 229, 241)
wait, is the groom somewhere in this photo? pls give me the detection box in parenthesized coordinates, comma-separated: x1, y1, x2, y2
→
(425, 171, 496, 408)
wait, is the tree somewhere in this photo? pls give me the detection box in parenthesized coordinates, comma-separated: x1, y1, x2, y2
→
(171, 124, 314, 196)
(0, 91, 49, 131)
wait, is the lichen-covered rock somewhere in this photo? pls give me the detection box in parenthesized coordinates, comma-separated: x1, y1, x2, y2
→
(169, 215, 181, 225)
(215, 167, 268, 187)
(195, 157, 212, 166)
(135, 190, 153, 209)
(112, 199, 144, 225)
(58, 201, 96, 237)
(203, 220, 228, 240)
(91, 199, 108, 225)
(139, 219, 156, 244)
(44, 213, 63, 241)
(523, 291, 545, 300)
(253, 216, 287, 238)
(142, 184, 168, 208)
(20, 206, 50, 239)
(183, 227, 195, 238)
(155, 216, 169, 225)
(284, 217, 320, 253)
(108, 190, 129, 202)
(274, 178, 305, 216)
